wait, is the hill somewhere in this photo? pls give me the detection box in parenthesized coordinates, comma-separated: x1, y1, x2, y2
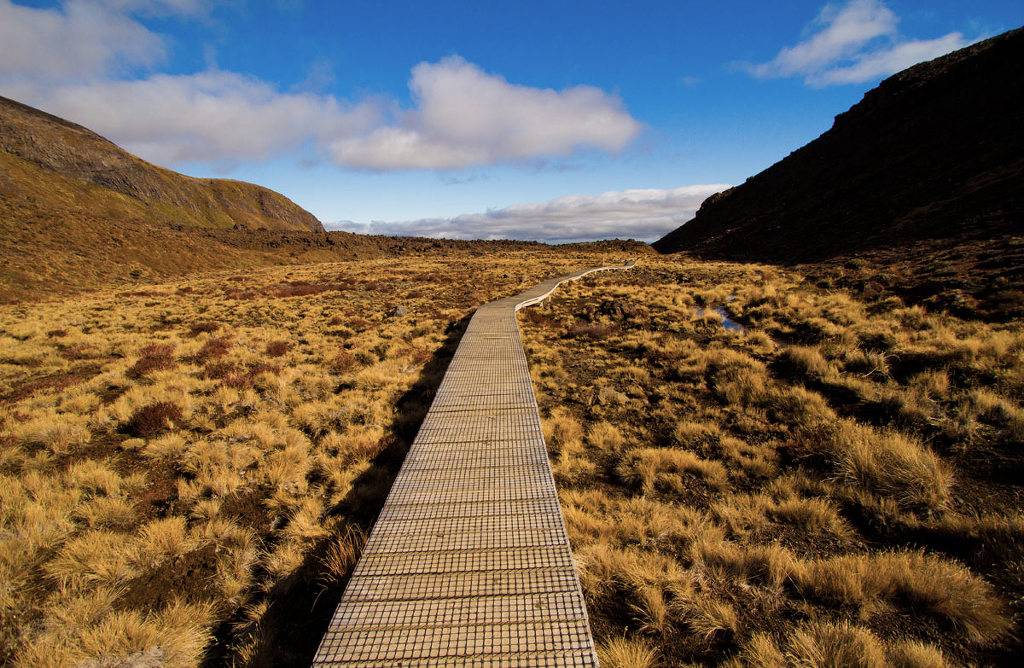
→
(0, 96, 323, 233)
(654, 28, 1023, 318)
(0, 95, 651, 303)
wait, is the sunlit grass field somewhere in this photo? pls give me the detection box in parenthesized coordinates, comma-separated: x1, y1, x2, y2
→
(521, 258, 1023, 666)
(0, 250, 620, 666)
(2, 251, 1021, 666)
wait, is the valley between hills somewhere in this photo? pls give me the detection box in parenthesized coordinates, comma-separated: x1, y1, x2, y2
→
(1, 27, 1022, 668)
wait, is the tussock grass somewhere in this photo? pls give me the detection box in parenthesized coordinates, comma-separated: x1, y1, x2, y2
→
(796, 551, 1010, 643)
(522, 257, 1022, 665)
(597, 636, 659, 668)
(618, 448, 728, 494)
(814, 420, 952, 511)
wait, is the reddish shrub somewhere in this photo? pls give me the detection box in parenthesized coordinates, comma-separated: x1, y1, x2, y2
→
(194, 336, 233, 362)
(127, 343, 176, 378)
(124, 401, 183, 437)
(189, 321, 220, 336)
(227, 362, 279, 389)
(273, 281, 344, 298)
(202, 361, 239, 380)
(330, 351, 358, 373)
(265, 340, 291, 357)
(58, 343, 95, 361)
(46, 329, 68, 338)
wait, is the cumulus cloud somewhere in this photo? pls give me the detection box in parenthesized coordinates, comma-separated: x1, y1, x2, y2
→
(746, 0, 972, 86)
(0, 2, 641, 170)
(328, 57, 641, 169)
(7, 71, 383, 164)
(330, 184, 729, 243)
(0, 0, 166, 80)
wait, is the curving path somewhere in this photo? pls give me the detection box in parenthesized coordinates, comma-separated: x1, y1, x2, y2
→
(313, 263, 632, 667)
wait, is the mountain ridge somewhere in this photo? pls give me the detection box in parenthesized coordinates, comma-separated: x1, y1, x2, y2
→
(653, 28, 1023, 261)
(0, 95, 324, 233)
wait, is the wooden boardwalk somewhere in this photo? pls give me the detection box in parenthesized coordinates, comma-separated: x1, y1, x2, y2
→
(313, 265, 629, 667)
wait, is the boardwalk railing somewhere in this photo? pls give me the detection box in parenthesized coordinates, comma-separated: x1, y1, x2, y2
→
(312, 263, 631, 667)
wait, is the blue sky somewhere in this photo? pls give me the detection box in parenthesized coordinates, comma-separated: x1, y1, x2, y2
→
(1, 1, 1019, 240)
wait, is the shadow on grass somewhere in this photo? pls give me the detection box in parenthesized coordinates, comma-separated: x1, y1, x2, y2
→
(234, 313, 473, 667)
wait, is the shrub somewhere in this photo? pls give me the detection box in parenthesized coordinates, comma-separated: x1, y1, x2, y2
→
(320, 525, 367, 584)
(674, 419, 720, 447)
(775, 346, 832, 380)
(618, 448, 728, 494)
(567, 323, 616, 339)
(124, 401, 183, 437)
(265, 340, 292, 357)
(588, 421, 624, 450)
(826, 421, 952, 511)
(797, 551, 1010, 643)
(14, 411, 91, 452)
(330, 350, 358, 373)
(188, 321, 220, 336)
(544, 409, 583, 457)
(204, 361, 278, 389)
(136, 517, 196, 568)
(786, 621, 887, 668)
(127, 343, 176, 378)
(194, 335, 232, 362)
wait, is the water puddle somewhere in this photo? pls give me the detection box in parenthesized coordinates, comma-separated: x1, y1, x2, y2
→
(696, 306, 745, 333)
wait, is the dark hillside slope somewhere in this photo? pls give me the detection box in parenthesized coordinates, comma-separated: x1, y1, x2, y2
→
(654, 28, 1023, 262)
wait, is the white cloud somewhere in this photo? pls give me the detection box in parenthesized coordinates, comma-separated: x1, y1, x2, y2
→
(746, 0, 971, 86)
(330, 184, 729, 243)
(327, 57, 641, 169)
(810, 32, 967, 85)
(100, 0, 208, 16)
(8, 71, 383, 164)
(0, 3, 641, 170)
(0, 0, 166, 80)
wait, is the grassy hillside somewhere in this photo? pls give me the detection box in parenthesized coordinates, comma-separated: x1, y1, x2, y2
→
(0, 94, 651, 303)
(0, 96, 323, 233)
(0, 95, 325, 302)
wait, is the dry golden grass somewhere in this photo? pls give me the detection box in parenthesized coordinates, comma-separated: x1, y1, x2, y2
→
(520, 257, 1023, 665)
(0, 249, 626, 665)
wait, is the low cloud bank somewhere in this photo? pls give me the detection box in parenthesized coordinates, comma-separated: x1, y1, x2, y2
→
(330, 184, 730, 243)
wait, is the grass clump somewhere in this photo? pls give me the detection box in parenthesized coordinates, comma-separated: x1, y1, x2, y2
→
(814, 420, 952, 511)
(127, 343, 176, 379)
(123, 401, 184, 437)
